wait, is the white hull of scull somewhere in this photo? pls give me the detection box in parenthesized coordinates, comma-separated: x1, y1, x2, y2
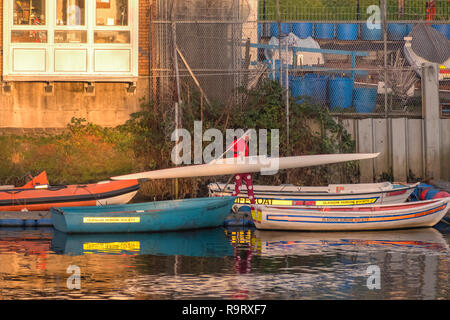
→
(111, 153, 379, 180)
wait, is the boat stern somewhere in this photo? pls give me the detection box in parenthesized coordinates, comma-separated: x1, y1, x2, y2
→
(50, 208, 69, 233)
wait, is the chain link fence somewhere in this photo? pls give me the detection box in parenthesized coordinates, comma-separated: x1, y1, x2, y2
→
(149, 0, 449, 119)
(149, 0, 250, 108)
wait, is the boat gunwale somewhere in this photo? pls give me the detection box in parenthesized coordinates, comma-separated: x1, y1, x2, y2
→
(263, 202, 447, 220)
(51, 196, 237, 215)
(0, 183, 140, 207)
(257, 198, 449, 213)
(209, 183, 419, 197)
(0, 179, 139, 193)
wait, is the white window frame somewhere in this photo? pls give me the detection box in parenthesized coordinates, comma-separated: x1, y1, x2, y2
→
(3, 0, 138, 81)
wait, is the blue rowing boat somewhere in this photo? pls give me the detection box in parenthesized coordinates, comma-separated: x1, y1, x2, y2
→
(51, 196, 236, 233)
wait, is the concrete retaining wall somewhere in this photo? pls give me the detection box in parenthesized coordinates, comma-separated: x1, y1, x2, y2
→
(0, 79, 150, 128)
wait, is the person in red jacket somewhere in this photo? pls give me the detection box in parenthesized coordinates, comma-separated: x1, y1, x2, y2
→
(231, 133, 255, 204)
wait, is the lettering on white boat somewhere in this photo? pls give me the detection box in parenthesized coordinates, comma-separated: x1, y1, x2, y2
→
(316, 198, 377, 205)
(322, 217, 370, 222)
(251, 208, 262, 223)
(235, 197, 377, 206)
(236, 197, 291, 205)
(83, 217, 141, 223)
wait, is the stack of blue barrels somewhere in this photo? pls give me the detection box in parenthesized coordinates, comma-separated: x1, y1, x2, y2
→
(290, 74, 379, 113)
(258, 22, 448, 41)
(259, 20, 447, 114)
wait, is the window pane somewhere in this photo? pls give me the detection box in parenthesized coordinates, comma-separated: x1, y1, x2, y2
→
(56, 0, 85, 26)
(54, 30, 87, 43)
(94, 31, 130, 43)
(14, 0, 46, 25)
(11, 30, 48, 43)
(96, 0, 128, 26)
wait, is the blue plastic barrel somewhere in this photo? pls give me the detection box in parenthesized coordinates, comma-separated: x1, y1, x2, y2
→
(387, 23, 408, 40)
(281, 23, 291, 34)
(353, 87, 377, 113)
(271, 23, 290, 37)
(336, 23, 358, 40)
(267, 60, 280, 82)
(270, 23, 278, 37)
(292, 23, 313, 38)
(405, 23, 413, 35)
(432, 24, 450, 39)
(289, 75, 308, 102)
(328, 77, 353, 110)
(314, 23, 335, 39)
(304, 74, 328, 105)
(361, 22, 382, 40)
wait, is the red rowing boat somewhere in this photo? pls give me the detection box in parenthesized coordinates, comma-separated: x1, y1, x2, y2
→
(0, 172, 139, 211)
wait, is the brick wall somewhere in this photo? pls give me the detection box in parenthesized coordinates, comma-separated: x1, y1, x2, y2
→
(139, 0, 151, 77)
(0, 0, 3, 77)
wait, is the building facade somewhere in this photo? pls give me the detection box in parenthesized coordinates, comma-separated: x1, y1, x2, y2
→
(1, 0, 152, 128)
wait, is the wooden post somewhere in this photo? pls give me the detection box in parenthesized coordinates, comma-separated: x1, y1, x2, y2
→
(243, 38, 251, 90)
(176, 46, 212, 107)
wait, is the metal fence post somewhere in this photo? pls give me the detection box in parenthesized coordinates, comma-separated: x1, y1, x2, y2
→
(381, 0, 388, 118)
(422, 63, 441, 181)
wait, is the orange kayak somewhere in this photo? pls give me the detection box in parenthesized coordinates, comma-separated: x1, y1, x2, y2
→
(0, 172, 139, 211)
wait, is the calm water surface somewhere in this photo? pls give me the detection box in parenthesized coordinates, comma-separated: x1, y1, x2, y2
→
(0, 224, 449, 300)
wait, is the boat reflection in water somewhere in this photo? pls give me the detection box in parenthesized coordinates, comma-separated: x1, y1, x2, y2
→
(252, 228, 449, 256)
(51, 228, 234, 257)
(1, 226, 449, 299)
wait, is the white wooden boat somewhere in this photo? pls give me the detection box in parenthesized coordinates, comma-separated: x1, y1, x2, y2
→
(209, 182, 419, 208)
(251, 197, 450, 231)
